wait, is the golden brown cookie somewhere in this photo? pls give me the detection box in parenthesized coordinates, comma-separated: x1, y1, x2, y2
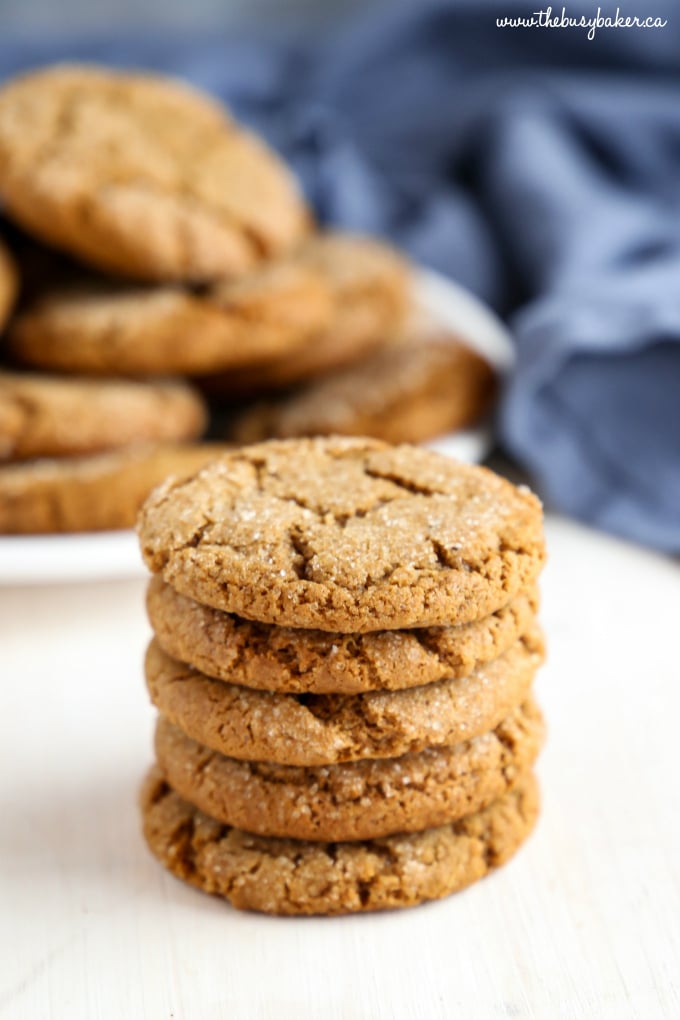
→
(145, 629, 543, 765)
(201, 234, 410, 393)
(6, 234, 407, 378)
(138, 437, 545, 632)
(0, 65, 310, 282)
(140, 767, 539, 916)
(0, 443, 230, 534)
(146, 575, 539, 694)
(154, 698, 544, 841)
(0, 371, 206, 461)
(0, 237, 18, 332)
(230, 329, 497, 444)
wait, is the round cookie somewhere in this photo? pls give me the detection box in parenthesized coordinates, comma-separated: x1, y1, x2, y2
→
(0, 443, 230, 534)
(7, 234, 406, 378)
(230, 329, 497, 445)
(201, 234, 409, 393)
(154, 698, 544, 841)
(0, 371, 206, 461)
(0, 65, 310, 282)
(147, 576, 539, 694)
(140, 768, 539, 916)
(145, 628, 543, 765)
(0, 237, 18, 332)
(138, 437, 545, 632)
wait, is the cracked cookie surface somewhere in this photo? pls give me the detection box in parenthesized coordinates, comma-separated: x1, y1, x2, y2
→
(145, 628, 543, 765)
(147, 576, 539, 694)
(0, 443, 230, 534)
(140, 768, 539, 915)
(7, 234, 407, 378)
(137, 437, 545, 632)
(0, 65, 310, 281)
(0, 371, 206, 461)
(153, 698, 544, 841)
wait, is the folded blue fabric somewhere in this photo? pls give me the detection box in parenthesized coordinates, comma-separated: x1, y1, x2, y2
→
(1, 0, 679, 549)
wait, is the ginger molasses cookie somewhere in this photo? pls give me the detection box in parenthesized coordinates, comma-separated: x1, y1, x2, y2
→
(153, 698, 544, 841)
(145, 628, 543, 765)
(147, 576, 539, 694)
(0, 371, 206, 461)
(0, 443, 229, 534)
(138, 437, 545, 632)
(7, 234, 406, 378)
(0, 65, 309, 282)
(231, 328, 496, 445)
(140, 768, 539, 916)
(0, 237, 17, 332)
(202, 234, 409, 393)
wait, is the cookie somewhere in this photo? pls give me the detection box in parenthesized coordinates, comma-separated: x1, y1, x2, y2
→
(140, 767, 539, 916)
(0, 65, 310, 282)
(6, 234, 406, 378)
(230, 328, 496, 445)
(201, 234, 409, 393)
(0, 371, 206, 462)
(0, 236, 17, 332)
(0, 443, 230, 534)
(147, 576, 539, 694)
(145, 628, 543, 765)
(138, 437, 545, 632)
(153, 698, 544, 841)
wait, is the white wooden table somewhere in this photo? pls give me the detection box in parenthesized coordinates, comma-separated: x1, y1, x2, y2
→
(1, 514, 679, 1019)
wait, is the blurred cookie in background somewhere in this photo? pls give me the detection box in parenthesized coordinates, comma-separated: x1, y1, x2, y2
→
(201, 233, 410, 395)
(0, 64, 310, 283)
(0, 442, 230, 534)
(228, 320, 496, 445)
(0, 371, 206, 461)
(5, 233, 406, 379)
(0, 236, 18, 333)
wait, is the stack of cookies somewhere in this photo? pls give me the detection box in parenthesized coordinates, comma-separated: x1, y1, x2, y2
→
(0, 64, 495, 535)
(137, 436, 546, 916)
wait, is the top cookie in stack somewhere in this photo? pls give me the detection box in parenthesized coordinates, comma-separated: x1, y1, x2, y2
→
(138, 437, 546, 916)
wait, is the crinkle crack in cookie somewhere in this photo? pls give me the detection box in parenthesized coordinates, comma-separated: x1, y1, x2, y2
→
(0, 237, 18, 331)
(0, 443, 230, 534)
(0, 65, 310, 282)
(0, 371, 206, 461)
(140, 768, 539, 916)
(7, 235, 407, 378)
(146, 576, 539, 694)
(138, 437, 545, 632)
(145, 628, 543, 765)
(153, 698, 544, 841)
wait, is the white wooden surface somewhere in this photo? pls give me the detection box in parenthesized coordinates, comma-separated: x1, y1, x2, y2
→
(1, 515, 679, 1020)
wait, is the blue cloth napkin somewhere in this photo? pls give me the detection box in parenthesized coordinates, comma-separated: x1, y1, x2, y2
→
(2, 0, 679, 549)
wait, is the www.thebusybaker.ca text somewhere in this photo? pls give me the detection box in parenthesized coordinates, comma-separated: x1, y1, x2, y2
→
(496, 6, 667, 41)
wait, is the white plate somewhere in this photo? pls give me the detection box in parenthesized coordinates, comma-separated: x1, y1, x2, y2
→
(0, 269, 514, 585)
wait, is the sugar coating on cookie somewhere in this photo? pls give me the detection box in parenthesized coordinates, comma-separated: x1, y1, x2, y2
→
(0, 64, 310, 281)
(153, 698, 544, 841)
(146, 576, 539, 694)
(145, 628, 543, 765)
(137, 437, 545, 632)
(0, 371, 206, 461)
(140, 768, 539, 915)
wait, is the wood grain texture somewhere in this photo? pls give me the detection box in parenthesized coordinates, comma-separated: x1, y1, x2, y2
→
(0, 515, 679, 1019)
